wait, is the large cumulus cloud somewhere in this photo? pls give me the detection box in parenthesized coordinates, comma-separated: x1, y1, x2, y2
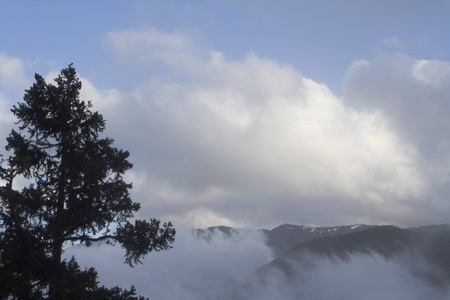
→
(2, 29, 449, 228)
(79, 28, 426, 228)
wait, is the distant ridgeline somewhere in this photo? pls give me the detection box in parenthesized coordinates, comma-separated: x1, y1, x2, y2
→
(195, 223, 450, 285)
(195, 223, 377, 255)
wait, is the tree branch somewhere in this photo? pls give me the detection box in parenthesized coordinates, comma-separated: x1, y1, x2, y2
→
(64, 234, 117, 243)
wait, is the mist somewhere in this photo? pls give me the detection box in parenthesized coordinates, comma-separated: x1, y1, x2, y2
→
(248, 253, 449, 300)
(64, 227, 272, 299)
(64, 227, 450, 300)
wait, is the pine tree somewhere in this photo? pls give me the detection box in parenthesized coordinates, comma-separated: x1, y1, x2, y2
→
(0, 64, 175, 299)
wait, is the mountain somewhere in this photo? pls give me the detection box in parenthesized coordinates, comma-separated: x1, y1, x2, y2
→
(260, 225, 450, 285)
(194, 224, 450, 267)
(265, 223, 375, 256)
(194, 225, 254, 241)
(194, 223, 376, 256)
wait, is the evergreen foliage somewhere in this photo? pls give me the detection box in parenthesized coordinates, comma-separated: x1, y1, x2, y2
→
(0, 64, 175, 299)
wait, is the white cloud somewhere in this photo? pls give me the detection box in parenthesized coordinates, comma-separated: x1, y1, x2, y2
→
(412, 59, 450, 89)
(0, 53, 29, 93)
(0, 93, 14, 187)
(0, 93, 15, 140)
(3, 30, 448, 229)
(90, 29, 427, 228)
(170, 207, 243, 228)
(79, 76, 122, 112)
(1, 31, 443, 228)
(0, 54, 28, 159)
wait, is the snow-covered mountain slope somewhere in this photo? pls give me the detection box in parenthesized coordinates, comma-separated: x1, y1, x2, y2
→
(265, 223, 375, 255)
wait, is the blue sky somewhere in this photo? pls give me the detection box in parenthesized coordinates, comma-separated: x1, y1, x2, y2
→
(3, 1, 448, 94)
(2, 1, 450, 230)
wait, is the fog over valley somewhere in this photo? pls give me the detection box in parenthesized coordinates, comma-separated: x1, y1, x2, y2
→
(65, 224, 450, 300)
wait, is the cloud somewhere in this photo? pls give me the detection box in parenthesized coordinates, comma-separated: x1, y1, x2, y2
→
(377, 37, 406, 52)
(250, 252, 450, 300)
(105, 28, 205, 78)
(94, 28, 426, 228)
(412, 59, 450, 89)
(343, 53, 450, 225)
(64, 227, 273, 300)
(0, 93, 15, 143)
(343, 53, 450, 153)
(2, 30, 448, 228)
(2, 27, 450, 300)
(0, 52, 29, 93)
(0, 54, 29, 161)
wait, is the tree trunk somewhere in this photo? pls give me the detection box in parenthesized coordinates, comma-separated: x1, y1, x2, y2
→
(49, 137, 68, 299)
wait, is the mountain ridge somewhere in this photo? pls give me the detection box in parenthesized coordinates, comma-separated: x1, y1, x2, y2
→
(195, 223, 379, 256)
(194, 223, 450, 257)
(259, 225, 450, 286)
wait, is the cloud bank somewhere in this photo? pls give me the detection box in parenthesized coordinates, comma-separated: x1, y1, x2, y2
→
(64, 228, 450, 300)
(98, 28, 429, 227)
(1, 28, 450, 228)
(64, 227, 272, 300)
(250, 252, 450, 300)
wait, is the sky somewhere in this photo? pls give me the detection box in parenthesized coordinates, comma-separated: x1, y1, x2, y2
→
(1, 0, 450, 231)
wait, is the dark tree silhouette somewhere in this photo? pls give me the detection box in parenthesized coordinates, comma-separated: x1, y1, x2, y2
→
(0, 64, 175, 299)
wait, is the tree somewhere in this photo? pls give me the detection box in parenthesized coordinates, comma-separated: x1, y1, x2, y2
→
(0, 64, 175, 299)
